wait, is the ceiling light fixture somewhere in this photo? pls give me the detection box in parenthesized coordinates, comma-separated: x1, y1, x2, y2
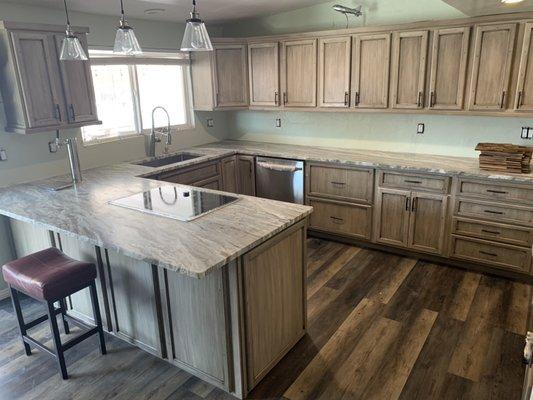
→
(60, 0, 87, 61)
(333, 4, 363, 28)
(180, 0, 213, 52)
(144, 8, 165, 16)
(114, 0, 142, 55)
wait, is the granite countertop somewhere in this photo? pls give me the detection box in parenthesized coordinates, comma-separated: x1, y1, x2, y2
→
(0, 161, 312, 278)
(191, 140, 533, 184)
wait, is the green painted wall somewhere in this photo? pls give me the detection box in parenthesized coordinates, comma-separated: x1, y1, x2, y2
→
(219, 0, 533, 157)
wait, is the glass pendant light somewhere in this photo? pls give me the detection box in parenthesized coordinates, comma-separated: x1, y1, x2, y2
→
(60, 0, 88, 61)
(114, 0, 142, 55)
(180, 0, 213, 52)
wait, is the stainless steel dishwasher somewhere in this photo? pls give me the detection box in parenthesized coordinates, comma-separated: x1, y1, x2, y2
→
(255, 156, 304, 204)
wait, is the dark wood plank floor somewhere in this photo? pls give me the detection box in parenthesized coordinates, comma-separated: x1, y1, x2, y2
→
(0, 238, 529, 400)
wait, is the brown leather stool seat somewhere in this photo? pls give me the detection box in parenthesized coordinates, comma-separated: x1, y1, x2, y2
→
(2, 247, 96, 301)
(2, 247, 106, 380)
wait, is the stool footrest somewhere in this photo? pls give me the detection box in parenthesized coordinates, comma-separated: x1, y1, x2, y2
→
(63, 327, 98, 351)
(25, 307, 62, 330)
(23, 335, 55, 357)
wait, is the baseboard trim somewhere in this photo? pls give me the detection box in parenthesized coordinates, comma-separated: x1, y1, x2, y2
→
(0, 287, 10, 301)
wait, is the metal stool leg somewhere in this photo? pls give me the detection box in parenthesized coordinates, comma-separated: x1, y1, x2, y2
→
(88, 281, 106, 355)
(47, 301, 68, 380)
(9, 286, 31, 356)
(59, 299, 70, 334)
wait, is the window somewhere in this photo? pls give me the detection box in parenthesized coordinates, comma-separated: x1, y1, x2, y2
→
(82, 51, 193, 144)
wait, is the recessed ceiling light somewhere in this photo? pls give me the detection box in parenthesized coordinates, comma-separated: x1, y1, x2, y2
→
(145, 8, 165, 15)
(501, 0, 524, 3)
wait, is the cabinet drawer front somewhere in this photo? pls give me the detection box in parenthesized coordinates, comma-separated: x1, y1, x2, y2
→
(380, 171, 449, 193)
(309, 199, 372, 240)
(452, 236, 531, 273)
(160, 162, 220, 184)
(453, 218, 532, 246)
(455, 199, 533, 225)
(458, 179, 533, 204)
(308, 164, 374, 203)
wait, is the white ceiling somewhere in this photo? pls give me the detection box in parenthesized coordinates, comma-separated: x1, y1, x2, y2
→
(4, 0, 334, 23)
(442, 0, 533, 16)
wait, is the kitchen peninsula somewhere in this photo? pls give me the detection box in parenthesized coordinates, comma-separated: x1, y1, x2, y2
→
(0, 156, 312, 399)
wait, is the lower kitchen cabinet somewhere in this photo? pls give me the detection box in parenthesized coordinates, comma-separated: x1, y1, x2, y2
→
(221, 156, 238, 192)
(374, 188, 448, 255)
(237, 155, 256, 196)
(308, 198, 372, 240)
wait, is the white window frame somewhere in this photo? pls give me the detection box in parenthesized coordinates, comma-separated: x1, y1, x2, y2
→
(83, 50, 195, 146)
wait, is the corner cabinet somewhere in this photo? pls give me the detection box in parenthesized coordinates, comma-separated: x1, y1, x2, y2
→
(0, 21, 100, 134)
(191, 42, 248, 110)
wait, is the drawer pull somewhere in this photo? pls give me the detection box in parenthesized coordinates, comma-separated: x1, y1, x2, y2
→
(404, 179, 422, 184)
(484, 209, 504, 215)
(330, 181, 347, 186)
(481, 229, 501, 235)
(479, 250, 498, 257)
(486, 189, 508, 195)
(330, 216, 345, 224)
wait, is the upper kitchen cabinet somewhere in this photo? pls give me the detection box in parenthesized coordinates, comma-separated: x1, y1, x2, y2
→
(280, 39, 317, 107)
(0, 22, 100, 134)
(317, 36, 351, 108)
(514, 22, 533, 111)
(191, 42, 248, 110)
(390, 30, 428, 109)
(248, 42, 280, 107)
(468, 23, 516, 111)
(428, 27, 470, 110)
(352, 33, 391, 109)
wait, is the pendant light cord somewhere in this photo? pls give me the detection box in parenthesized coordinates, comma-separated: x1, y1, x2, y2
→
(120, 0, 125, 16)
(63, 0, 71, 26)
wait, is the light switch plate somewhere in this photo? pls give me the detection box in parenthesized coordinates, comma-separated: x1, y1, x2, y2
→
(276, 118, 282, 128)
(207, 118, 214, 128)
(528, 128, 533, 139)
(0, 148, 6, 161)
(522, 127, 530, 139)
(417, 123, 425, 134)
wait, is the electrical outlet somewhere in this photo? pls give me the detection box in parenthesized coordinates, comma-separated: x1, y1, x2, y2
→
(0, 148, 6, 161)
(521, 127, 530, 139)
(417, 123, 425, 134)
(275, 118, 282, 128)
(48, 141, 59, 153)
(207, 118, 214, 128)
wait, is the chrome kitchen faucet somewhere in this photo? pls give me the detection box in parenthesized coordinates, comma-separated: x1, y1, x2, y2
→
(145, 106, 172, 157)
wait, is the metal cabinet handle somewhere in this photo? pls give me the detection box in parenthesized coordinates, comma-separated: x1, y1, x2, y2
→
(417, 91, 423, 107)
(274, 91, 279, 106)
(430, 91, 436, 107)
(411, 197, 418, 212)
(330, 216, 345, 224)
(484, 209, 504, 215)
(486, 189, 508, 195)
(330, 181, 347, 186)
(344, 91, 350, 107)
(481, 229, 500, 235)
(479, 250, 498, 257)
(283, 92, 287, 105)
(216, 92, 220, 106)
(500, 91, 506, 109)
(69, 104, 76, 121)
(405, 197, 411, 211)
(54, 104, 62, 121)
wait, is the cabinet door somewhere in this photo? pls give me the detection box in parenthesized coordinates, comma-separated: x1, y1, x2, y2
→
(54, 34, 99, 123)
(468, 23, 516, 110)
(408, 193, 448, 255)
(428, 27, 470, 110)
(248, 42, 279, 107)
(515, 22, 533, 111)
(317, 36, 351, 108)
(214, 45, 248, 108)
(390, 30, 428, 109)
(237, 155, 256, 196)
(374, 188, 411, 247)
(10, 31, 65, 128)
(352, 33, 391, 109)
(221, 156, 237, 193)
(281, 39, 317, 107)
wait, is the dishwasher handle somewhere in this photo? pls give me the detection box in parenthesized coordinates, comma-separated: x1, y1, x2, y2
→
(256, 161, 303, 173)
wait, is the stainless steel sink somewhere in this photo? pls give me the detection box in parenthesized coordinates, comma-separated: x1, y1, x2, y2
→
(134, 153, 202, 168)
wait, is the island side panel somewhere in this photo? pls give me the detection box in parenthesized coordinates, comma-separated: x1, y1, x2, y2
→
(241, 219, 307, 390)
(8, 218, 54, 257)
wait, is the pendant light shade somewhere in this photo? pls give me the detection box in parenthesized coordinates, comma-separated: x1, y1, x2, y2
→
(114, 0, 142, 55)
(60, 0, 88, 61)
(180, 0, 213, 52)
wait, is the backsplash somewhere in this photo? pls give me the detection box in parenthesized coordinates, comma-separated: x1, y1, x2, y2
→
(226, 111, 533, 158)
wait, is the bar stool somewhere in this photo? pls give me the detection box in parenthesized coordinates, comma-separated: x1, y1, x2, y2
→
(2, 247, 106, 379)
